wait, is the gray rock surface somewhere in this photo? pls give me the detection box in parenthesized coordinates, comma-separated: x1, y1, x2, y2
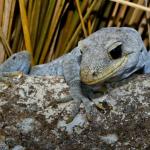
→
(0, 73, 150, 149)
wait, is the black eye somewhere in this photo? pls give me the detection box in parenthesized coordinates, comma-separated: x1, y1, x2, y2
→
(109, 45, 122, 59)
(12, 56, 16, 60)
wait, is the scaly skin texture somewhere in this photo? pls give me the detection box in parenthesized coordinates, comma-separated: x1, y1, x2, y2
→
(1, 27, 150, 119)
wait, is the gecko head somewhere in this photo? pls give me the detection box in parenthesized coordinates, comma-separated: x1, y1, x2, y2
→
(1, 50, 31, 74)
(79, 27, 144, 85)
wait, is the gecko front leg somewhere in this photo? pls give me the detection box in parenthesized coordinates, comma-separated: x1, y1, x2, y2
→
(63, 56, 94, 120)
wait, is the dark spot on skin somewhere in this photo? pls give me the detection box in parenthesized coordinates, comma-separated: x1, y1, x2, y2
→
(12, 56, 16, 60)
(140, 49, 143, 52)
(92, 72, 97, 77)
(109, 45, 122, 59)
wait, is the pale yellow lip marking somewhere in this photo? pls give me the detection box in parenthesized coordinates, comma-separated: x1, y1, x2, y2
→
(81, 55, 128, 85)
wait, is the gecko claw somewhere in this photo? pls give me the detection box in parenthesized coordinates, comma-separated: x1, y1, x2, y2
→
(83, 101, 98, 121)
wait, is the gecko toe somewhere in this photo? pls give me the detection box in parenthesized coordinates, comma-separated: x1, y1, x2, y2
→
(84, 102, 98, 121)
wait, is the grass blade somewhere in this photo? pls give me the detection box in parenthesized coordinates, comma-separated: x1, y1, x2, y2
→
(115, 0, 128, 27)
(107, 2, 119, 27)
(27, 0, 33, 24)
(18, 0, 33, 56)
(36, 0, 49, 43)
(65, 0, 97, 53)
(0, 0, 4, 26)
(30, 0, 41, 51)
(39, 0, 65, 64)
(75, 0, 88, 37)
(7, 0, 16, 43)
(12, 15, 22, 51)
(34, 0, 56, 64)
(54, 0, 88, 58)
(0, 27, 12, 56)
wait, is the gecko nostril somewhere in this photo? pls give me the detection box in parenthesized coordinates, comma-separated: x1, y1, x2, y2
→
(92, 72, 97, 77)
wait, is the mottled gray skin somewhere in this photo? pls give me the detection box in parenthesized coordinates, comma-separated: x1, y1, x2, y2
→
(1, 27, 150, 118)
(0, 51, 31, 74)
(30, 27, 150, 117)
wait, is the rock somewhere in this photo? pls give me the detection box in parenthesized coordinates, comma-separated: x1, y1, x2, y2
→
(0, 143, 9, 150)
(12, 145, 25, 150)
(16, 118, 41, 134)
(0, 73, 150, 149)
(100, 134, 118, 144)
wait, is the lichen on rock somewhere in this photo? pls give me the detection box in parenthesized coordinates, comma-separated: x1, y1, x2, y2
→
(0, 74, 150, 149)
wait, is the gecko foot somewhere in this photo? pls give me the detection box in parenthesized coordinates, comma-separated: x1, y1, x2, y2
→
(84, 103, 98, 121)
(63, 100, 81, 123)
(62, 98, 98, 123)
(80, 97, 98, 121)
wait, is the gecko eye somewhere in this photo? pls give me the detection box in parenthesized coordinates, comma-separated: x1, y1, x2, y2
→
(109, 45, 122, 59)
(12, 56, 16, 60)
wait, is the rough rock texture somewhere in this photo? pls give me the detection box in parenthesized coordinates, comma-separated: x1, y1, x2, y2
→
(0, 73, 150, 149)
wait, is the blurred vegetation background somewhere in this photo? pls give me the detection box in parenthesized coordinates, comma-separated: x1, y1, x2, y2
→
(0, 0, 150, 65)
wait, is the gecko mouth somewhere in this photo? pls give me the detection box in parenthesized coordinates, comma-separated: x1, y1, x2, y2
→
(81, 55, 128, 85)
